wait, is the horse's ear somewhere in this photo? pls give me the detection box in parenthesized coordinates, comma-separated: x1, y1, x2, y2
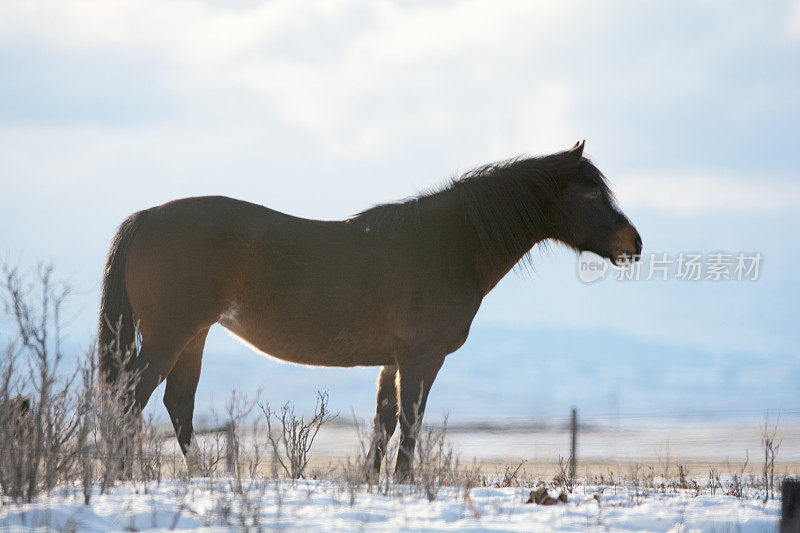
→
(568, 140, 585, 159)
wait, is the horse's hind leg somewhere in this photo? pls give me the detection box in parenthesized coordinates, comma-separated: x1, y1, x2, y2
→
(163, 327, 209, 473)
(133, 329, 198, 412)
(117, 327, 196, 478)
(367, 365, 398, 478)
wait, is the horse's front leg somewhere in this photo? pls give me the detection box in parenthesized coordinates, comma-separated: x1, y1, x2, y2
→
(394, 355, 444, 481)
(366, 364, 398, 479)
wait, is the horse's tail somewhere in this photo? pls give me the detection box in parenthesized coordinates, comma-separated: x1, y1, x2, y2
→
(98, 208, 153, 387)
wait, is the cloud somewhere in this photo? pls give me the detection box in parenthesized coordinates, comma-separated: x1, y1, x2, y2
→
(0, 1, 576, 155)
(0, 1, 798, 214)
(1, 1, 797, 163)
(790, 0, 800, 34)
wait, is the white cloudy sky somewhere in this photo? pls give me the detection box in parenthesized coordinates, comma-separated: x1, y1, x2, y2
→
(0, 1, 798, 415)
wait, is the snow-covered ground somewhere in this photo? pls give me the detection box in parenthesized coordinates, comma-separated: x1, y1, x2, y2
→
(2, 418, 793, 531)
(0, 478, 780, 532)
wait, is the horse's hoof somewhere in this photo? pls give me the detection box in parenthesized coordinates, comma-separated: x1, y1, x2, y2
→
(183, 438, 203, 477)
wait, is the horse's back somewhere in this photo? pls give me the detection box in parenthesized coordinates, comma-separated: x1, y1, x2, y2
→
(124, 196, 392, 361)
(124, 196, 297, 336)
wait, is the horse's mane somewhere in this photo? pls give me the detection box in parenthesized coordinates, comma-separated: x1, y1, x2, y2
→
(349, 152, 611, 269)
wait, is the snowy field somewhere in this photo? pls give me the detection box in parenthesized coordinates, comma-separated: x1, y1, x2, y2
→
(2, 417, 795, 532)
(0, 478, 781, 532)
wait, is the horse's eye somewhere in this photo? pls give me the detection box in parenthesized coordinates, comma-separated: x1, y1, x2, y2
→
(582, 189, 601, 200)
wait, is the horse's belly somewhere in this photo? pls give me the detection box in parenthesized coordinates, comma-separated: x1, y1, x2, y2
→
(218, 317, 392, 368)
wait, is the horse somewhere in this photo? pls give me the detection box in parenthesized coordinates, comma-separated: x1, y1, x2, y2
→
(0, 395, 31, 443)
(97, 141, 641, 478)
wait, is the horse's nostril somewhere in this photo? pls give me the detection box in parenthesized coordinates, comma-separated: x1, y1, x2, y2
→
(634, 235, 643, 254)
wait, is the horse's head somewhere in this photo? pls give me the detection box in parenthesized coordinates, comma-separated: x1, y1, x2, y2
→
(548, 141, 642, 266)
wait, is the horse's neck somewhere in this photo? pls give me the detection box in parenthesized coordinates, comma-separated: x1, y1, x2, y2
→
(425, 188, 549, 295)
(474, 235, 547, 294)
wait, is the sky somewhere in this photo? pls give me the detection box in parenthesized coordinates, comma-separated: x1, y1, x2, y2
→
(0, 1, 798, 421)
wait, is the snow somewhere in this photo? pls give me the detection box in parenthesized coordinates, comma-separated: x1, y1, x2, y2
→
(0, 478, 780, 532)
(1, 417, 792, 531)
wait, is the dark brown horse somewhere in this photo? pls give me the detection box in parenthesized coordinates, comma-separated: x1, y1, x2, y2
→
(98, 141, 641, 478)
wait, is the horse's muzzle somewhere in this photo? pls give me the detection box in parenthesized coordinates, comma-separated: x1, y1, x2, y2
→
(610, 225, 642, 265)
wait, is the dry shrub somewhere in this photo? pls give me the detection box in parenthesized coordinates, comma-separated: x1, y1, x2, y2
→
(95, 319, 143, 493)
(412, 415, 460, 502)
(555, 455, 575, 493)
(761, 412, 781, 501)
(726, 452, 749, 499)
(337, 415, 373, 506)
(0, 263, 88, 501)
(0, 262, 149, 502)
(0, 350, 32, 500)
(499, 460, 526, 488)
(260, 391, 336, 480)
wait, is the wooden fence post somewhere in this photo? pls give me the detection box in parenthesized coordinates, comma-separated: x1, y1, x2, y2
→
(569, 407, 577, 487)
(225, 420, 238, 475)
(782, 478, 800, 532)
